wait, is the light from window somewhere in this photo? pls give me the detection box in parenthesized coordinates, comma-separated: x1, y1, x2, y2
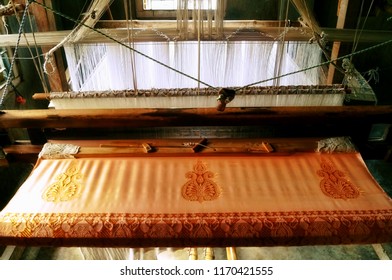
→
(143, 0, 217, 10)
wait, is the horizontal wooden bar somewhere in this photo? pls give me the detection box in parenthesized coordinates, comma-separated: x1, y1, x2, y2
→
(0, 106, 391, 129)
(1, 22, 392, 47)
(95, 19, 302, 29)
(3, 144, 42, 163)
(2, 138, 321, 161)
(96, 20, 392, 43)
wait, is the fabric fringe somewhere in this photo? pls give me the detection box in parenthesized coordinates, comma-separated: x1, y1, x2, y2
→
(316, 137, 357, 153)
(38, 143, 80, 159)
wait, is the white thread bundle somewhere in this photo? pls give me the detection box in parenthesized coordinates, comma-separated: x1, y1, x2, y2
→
(56, 40, 333, 109)
(64, 41, 324, 91)
(176, 0, 225, 40)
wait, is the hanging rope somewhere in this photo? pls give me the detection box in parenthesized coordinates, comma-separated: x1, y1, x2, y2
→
(43, 16, 88, 75)
(6, 0, 51, 93)
(0, 1, 30, 107)
(351, 0, 375, 60)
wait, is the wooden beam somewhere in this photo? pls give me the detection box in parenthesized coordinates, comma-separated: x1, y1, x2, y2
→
(67, 0, 112, 43)
(1, 24, 392, 47)
(290, 0, 322, 35)
(0, 138, 325, 161)
(29, 0, 68, 92)
(0, 30, 70, 47)
(327, 0, 349, 84)
(95, 19, 302, 29)
(2, 144, 42, 163)
(0, 106, 391, 129)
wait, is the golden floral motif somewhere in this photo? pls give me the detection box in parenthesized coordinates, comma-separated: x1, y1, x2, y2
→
(300, 216, 340, 238)
(182, 160, 221, 203)
(62, 218, 103, 238)
(190, 219, 214, 238)
(230, 219, 261, 238)
(269, 217, 297, 238)
(42, 162, 83, 202)
(317, 159, 361, 199)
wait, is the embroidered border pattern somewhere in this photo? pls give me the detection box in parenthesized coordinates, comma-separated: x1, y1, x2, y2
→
(42, 163, 84, 202)
(317, 159, 360, 199)
(182, 160, 221, 203)
(1, 210, 391, 247)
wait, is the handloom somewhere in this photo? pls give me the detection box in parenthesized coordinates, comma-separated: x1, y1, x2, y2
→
(0, 1, 390, 252)
(0, 139, 391, 248)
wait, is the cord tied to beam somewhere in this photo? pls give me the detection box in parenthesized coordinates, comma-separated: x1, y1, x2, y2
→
(43, 15, 89, 75)
(216, 88, 236, 111)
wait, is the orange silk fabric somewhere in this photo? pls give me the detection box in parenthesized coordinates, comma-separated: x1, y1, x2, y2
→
(1, 152, 392, 247)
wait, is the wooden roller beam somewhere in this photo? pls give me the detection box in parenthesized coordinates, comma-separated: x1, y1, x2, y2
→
(0, 106, 391, 129)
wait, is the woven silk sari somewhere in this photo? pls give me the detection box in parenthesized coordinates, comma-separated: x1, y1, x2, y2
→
(1, 152, 391, 247)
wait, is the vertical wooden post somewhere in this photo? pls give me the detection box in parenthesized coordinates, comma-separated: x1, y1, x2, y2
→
(29, 0, 68, 92)
(327, 0, 349, 84)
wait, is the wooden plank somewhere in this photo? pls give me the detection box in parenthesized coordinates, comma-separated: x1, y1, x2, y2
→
(0, 106, 391, 129)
